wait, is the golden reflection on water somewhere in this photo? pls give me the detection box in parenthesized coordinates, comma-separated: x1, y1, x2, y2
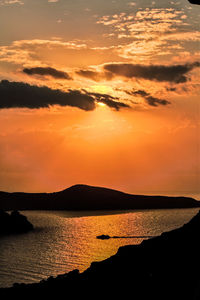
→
(0, 209, 198, 287)
(52, 209, 199, 272)
(40, 211, 147, 274)
(55, 211, 156, 271)
(68, 214, 135, 267)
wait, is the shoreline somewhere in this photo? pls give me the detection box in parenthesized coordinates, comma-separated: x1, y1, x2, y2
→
(1, 210, 200, 299)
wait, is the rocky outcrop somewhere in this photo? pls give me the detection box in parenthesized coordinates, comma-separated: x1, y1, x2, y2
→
(96, 234, 111, 240)
(188, 0, 200, 4)
(0, 210, 33, 235)
(1, 210, 200, 299)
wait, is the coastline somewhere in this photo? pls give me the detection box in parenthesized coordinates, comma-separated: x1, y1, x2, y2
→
(1, 210, 200, 299)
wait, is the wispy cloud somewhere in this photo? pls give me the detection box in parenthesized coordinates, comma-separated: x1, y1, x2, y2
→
(0, 39, 87, 66)
(0, 0, 24, 5)
(96, 7, 199, 62)
(0, 39, 122, 69)
(97, 8, 186, 39)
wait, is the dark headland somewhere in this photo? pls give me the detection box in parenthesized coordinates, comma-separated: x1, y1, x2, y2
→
(0, 210, 33, 235)
(1, 210, 200, 299)
(0, 184, 199, 210)
(188, 0, 200, 4)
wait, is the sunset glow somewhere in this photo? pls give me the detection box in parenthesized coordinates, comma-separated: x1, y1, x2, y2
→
(0, 0, 199, 196)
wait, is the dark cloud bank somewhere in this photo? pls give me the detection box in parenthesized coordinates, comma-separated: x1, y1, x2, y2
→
(104, 62, 200, 83)
(125, 90, 170, 107)
(23, 67, 72, 80)
(0, 80, 129, 111)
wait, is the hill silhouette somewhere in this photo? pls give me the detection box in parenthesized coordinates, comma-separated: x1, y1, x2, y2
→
(0, 184, 199, 210)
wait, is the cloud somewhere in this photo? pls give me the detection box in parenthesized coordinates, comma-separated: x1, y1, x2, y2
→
(144, 95, 170, 107)
(164, 32, 200, 42)
(0, 39, 122, 69)
(86, 91, 130, 110)
(96, 8, 200, 61)
(76, 69, 113, 81)
(97, 9, 183, 40)
(125, 89, 170, 107)
(166, 87, 177, 92)
(0, 39, 88, 67)
(0, 0, 24, 5)
(128, 2, 136, 6)
(23, 67, 72, 80)
(76, 70, 99, 81)
(0, 80, 129, 111)
(0, 80, 94, 111)
(104, 62, 200, 83)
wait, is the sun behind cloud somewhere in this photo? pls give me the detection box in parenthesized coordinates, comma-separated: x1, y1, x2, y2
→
(0, 0, 199, 195)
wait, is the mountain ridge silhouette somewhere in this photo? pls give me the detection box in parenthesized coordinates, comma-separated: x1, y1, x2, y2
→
(0, 184, 199, 210)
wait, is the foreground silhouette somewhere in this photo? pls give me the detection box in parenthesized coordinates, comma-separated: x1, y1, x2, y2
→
(0, 210, 33, 235)
(188, 0, 200, 4)
(0, 184, 199, 210)
(1, 211, 200, 299)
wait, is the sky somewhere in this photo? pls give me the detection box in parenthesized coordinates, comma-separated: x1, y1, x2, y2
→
(0, 0, 199, 196)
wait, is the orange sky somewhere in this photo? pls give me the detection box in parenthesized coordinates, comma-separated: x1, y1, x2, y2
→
(0, 0, 199, 196)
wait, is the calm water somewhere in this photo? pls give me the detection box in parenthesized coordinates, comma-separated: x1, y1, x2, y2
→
(0, 208, 199, 288)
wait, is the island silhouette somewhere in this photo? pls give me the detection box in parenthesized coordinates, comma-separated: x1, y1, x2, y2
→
(0, 184, 199, 210)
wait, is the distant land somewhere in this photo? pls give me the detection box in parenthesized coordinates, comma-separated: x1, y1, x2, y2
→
(0, 184, 199, 211)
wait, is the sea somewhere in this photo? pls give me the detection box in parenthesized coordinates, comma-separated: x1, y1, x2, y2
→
(0, 207, 199, 288)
